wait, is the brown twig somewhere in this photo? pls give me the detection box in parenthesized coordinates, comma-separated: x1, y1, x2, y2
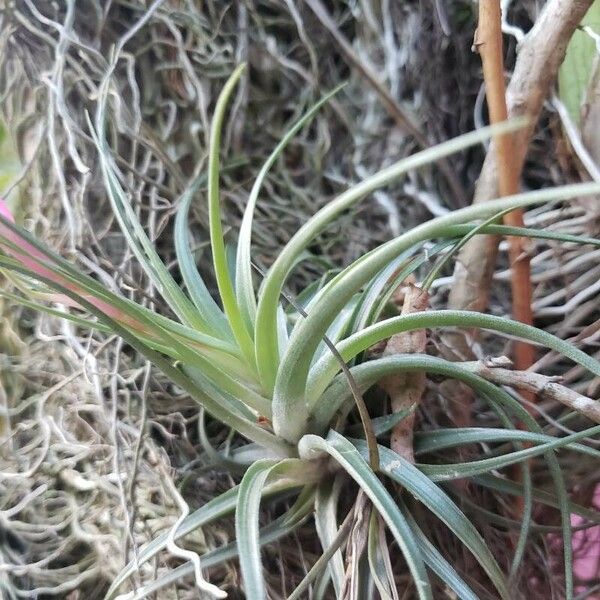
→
(461, 356, 600, 424)
(380, 277, 429, 463)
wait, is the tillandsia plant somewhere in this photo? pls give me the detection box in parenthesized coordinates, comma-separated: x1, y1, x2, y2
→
(2, 64, 600, 599)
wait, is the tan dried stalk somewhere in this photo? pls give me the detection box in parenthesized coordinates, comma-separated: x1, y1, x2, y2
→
(380, 278, 429, 463)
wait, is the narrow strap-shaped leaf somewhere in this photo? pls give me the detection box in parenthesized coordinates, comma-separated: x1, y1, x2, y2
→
(0, 214, 242, 364)
(401, 503, 479, 600)
(453, 493, 598, 533)
(207, 64, 256, 367)
(314, 474, 346, 596)
(0, 256, 291, 455)
(299, 433, 433, 600)
(236, 460, 278, 599)
(445, 223, 600, 247)
(174, 177, 232, 339)
(104, 485, 240, 599)
(349, 251, 415, 334)
(183, 363, 271, 419)
(418, 424, 600, 481)
(198, 408, 248, 473)
(346, 407, 416, 438)
(367, 510, 399, 600)
(482, 400, 533, 582)
(0, 221, 267, 414)
(311, 297, 358, 366)
(105, 479, 308, 599)
(90, 109, 206, 331)
(2, 262, 249, 386)
(235, 84, 345, 330)
(329, 355, 575, 598)
(288, 505, 354, 600)
(111, 486, 314, 600)
(421, 208, 513, 291)
(0, 276, 239, 368)
(366, 241, 454, 329)
(236, 460, 315, 599)
(0, 290, 112, 333)
(472, 473, 600, 523)
(415, 427, 600, 459)
(349, 437, 510, 600)
(315, 352, 581, 597)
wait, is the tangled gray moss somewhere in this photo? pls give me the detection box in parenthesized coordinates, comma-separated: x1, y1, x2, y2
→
(0, 1, 599, 598)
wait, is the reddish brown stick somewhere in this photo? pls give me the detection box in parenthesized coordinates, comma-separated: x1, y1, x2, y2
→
(475, 0, 535, 381)
(476, 0, 537, 518)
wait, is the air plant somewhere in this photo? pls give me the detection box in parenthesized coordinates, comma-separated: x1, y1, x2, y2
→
(2, 65, 600, 599)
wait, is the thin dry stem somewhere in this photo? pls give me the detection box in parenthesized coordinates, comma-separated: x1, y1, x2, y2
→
(462, 356, 600, 424)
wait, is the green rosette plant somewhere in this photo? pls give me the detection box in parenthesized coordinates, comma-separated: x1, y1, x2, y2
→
(2, 65, 600, 599)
